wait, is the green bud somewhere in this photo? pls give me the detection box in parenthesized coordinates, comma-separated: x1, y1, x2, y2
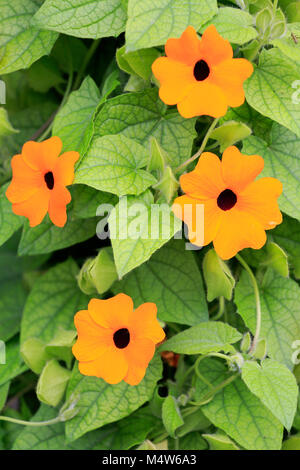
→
(45, 329, 77, 368)
(116, 46, 135, 75)
(21, 338, 50, 375)
(240, 332, 252, 353)
(78, 247, 118, 295)
(153, 166, 179, 203)
(252, 338, 267, 360)
(149, 385, 166, 418)
(37, 360, 72, 407)
(203, 249, 235, 302)
(264, 242, 289, 277)
(256, 7, 273, 34)
(0, 108, 19, 141)
(124, 75, 148, 92)
(210, 120, 252, 152)
(147, 137, 168, 173)
(203, 432, 239, 450)
(270, 8, 287, 39)
(242, 39, 262, 61)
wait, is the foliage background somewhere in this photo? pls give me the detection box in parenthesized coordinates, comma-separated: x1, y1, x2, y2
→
(0, 0, 300, 451)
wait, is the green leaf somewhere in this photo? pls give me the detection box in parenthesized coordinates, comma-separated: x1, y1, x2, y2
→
(65, 354, 162, 441)
(178, 432, 208, 450)
(244, 48, 300, 137)
(13, 404, 156, 450)
(52, 76, 100, 153)
(0, 382, 9, 411)
(117, 46, 160, 80)
(126, 0, 217, 51)
(271, 215, 300, 278)
(72, 185, 117, 220)
(202, 377, 283, 450)
(210, 120, 251, 153)
(75, 134, 156, 196)
(0, 252, 27, 342)
(0, 0, 58, 75)
(243, 123, 300, 221)
(194, 357, 228, 402)
(33, 0, 126, 39)
(202, 433, 239, 450)
(235, 269, 300, 369)
(201, 7, 258, 45)
(109, 193, 181, 278)
(113, 238, 208, 326)
(0, 183, 23, 248)
(26, 56, 64, 93)
(18, 210, 98, 256)
(0, 337, 27, 387)
(20, 258, 90, 345)
(160, 321, 242, 355)
(273, 37, 300, 63)
(241, 359, 298, 430)
(93, 89, 197, 169)
(282, 434, 300, 450)
(162, 396, 184, 438)
(0, 108, 18, 140)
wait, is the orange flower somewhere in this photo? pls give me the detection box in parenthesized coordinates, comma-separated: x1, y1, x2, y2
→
(152, 25, 253, 118)
(72, 294, 165, 386)
(172, 146, 283, 260)
(6, 136, 79, 228)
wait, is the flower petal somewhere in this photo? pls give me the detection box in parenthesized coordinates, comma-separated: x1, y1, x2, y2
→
(123, 337, 155, 385)
(177, 81, 228, 118)
(54, 151, 80, 187)
(88, 294, 134, 330)
(213, 209, 267, 260)
(6, 155, 43, 203)
(221, 146, 264, 193)
(22, 136, 62, 172)
(211, 58, 253, 107)
(128, 303, 165, 343)
(152, 57, 194, 105)
(48, 184, 71, 228)
(165, 25, 201, 66)
(239, 177, 283, 230)
(11, 187, 50, 227)
(180, 151, 225, 199)
(79, 347, 128, 384)
(199, 25, 233, 66)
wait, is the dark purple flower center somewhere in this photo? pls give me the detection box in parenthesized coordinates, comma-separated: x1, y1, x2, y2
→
(113, 328, 130, 349)
(44, 171, 54, 190)
(193, 60, 210, 81)
(217, 189, 237, 211)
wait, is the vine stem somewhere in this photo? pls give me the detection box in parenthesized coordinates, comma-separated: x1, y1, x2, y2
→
(0, 415, 61, 427)
(236, 253, 262, 354)
(73, 39, 101, 90)
(175, 118, 220, 174)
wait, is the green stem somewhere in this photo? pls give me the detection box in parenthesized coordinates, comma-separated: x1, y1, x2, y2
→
(189, 373, 238, 406)
(212, 296, 225, 320)
(175, 118, 219, 174)
(0, 415, 61, 427)
(37, 67, 73, 143)
(73, 39, 101, 90)
(236, 254, 262, 354)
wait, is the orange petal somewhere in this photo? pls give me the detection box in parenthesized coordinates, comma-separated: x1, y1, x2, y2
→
(238, 177, 283, 230)
(211, 58, 253, 107)
(180, 152, 225, 199)
(6, 155, 43, 203)
(73, 310, 113, 361)
(88, 294, 134, 330)
(172, 195, 203, 247)
(213, 209, 267, 260)
(11, 187, 50, 227)
(54, 151, 80, 187)
(128, 303, 165, 343)
(221, 146, 264, 193)
(165, 26, 201, 66)
(22, 137, 62, 172)
(123, 337, 155, 385)
(48, 184, 71, 227)
(79, 347, 128, 384)
(177, 81, 228, 118)
(152, 57, 194, 105)
(199, 25, 233, 66)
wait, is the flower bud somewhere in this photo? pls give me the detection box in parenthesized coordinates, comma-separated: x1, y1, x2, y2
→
(203, 249, 235, 302)
(21, 338, 50, 375)
(78, 247, 118, 295)
(37, 359, 71, 407)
